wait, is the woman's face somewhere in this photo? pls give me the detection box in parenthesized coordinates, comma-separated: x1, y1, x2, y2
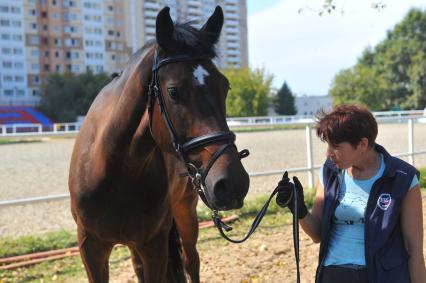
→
(325, 141, 363, 169)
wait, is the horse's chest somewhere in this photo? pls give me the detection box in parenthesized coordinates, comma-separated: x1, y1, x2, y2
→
(78, 185, 170, 243)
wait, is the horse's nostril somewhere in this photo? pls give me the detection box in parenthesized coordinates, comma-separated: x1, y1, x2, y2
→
(213, 179, 244, 208)
(214, 179, 230, 201)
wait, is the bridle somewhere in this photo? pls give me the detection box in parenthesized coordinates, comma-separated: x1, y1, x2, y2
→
(148, 49, 302, 283)
(147, 49, 249, 212)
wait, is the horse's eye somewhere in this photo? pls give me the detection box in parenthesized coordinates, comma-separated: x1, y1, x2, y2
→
(167, 87, 179, 100)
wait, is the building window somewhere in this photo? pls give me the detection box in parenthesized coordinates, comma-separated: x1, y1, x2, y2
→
(0, 19, 10, 27)
(29, 35, 39, 44)
(2, 61, 12, 68)
(54, 38, 61, 47)
(31, 63, 40, 71)
(4, 89, 14, 96)
(14, 62, 24, 69)
(13, 48, 22, 55)
(12, 20, 21, 27)
(1, 47, 11, 54)
(12, 34, 22, 41)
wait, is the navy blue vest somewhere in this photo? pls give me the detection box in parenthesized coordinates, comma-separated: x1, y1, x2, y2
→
(315, 144, 419, 283)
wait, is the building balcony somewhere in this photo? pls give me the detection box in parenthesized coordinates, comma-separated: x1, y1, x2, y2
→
(144, 2, 160, 10)
(144, 10, 158, 18)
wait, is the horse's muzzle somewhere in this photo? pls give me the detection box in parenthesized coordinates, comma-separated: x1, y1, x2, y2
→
(209, 169, 249, 210)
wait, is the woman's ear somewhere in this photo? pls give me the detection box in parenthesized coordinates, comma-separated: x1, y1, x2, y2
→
(359, 137, 370, 151)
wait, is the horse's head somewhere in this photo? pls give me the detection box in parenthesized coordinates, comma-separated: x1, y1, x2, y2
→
(149, 6, 249, 210)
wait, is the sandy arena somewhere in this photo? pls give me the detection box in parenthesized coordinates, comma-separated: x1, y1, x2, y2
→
(1, 123, 426, 282)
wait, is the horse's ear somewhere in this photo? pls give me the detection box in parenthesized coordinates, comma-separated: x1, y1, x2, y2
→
(156, 7, 175, 51)
(201, 6, 224, 44)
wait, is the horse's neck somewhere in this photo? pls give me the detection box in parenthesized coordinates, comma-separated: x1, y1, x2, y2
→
(102, 48, 153, 155)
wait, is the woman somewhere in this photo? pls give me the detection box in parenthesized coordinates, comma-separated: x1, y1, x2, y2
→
(276, 104, 425, 283)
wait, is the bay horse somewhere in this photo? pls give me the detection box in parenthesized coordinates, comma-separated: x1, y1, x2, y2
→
(68, 6, 250, 283)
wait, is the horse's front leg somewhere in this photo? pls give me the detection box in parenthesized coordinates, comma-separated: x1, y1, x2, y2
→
(136, 232, 171, 283)
(173, 189, 200, 283)
(77, 226, 114, 283)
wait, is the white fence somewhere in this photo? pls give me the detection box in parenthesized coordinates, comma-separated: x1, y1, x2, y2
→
(0, 122, 81, 138)
(1, 110, 426, 208)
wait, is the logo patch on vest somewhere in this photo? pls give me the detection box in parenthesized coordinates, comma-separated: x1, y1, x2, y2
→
(377, 193, 392, 210)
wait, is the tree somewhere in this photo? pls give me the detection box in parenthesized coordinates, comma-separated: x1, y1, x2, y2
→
(223, 67, 273, 117)
(273, 81, 296, 115)
(329, 8, 426, 110)
(330, 65, 386, 110)
(39, 70, 110, 122)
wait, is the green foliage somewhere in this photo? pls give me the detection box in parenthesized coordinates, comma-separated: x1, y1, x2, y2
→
(419, 167, 426, 189)
(273, 81, 297, 115)
(330, 65, 387, 110)
(223, 67, 273, 117)
(330, 8, 426, 110)
(38, 70, 110, 122)
(0, 230, 76, 258)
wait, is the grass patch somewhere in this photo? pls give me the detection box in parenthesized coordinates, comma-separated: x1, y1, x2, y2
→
(0, 139, 42, 145)
(0, 230, 76, 258)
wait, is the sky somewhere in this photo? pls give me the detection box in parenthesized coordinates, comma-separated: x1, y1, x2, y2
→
(246, 0, 426, 95)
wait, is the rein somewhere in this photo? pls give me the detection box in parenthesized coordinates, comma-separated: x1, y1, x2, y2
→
(213, 181, 301, 283)
(148, 49, 300, 283)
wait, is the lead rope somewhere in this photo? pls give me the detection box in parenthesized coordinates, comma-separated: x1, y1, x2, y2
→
(212, 182, 301, 283)
(293, 183, 301, 283)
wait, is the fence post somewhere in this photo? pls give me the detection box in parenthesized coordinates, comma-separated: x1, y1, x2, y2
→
(408, 118, 414, 165)
(306, 124, 314, 188)
(38, 124, 42, 133)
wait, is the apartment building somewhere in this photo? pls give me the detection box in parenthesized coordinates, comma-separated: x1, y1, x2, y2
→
(138, 0, 248, 68)
(0, 0, 248, 106)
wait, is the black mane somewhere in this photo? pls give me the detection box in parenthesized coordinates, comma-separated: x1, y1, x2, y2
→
(172, 21, 218, 58)
(122, 20, 218, 75)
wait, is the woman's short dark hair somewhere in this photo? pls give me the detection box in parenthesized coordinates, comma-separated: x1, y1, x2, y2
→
(315, 104, 378, 148)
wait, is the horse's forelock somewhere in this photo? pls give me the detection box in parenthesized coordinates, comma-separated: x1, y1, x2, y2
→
(173, 22, 217, 58)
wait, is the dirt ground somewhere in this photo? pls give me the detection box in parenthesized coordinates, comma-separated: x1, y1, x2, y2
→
(1, 124, 426, 282)
(106, 198, 426, 283)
